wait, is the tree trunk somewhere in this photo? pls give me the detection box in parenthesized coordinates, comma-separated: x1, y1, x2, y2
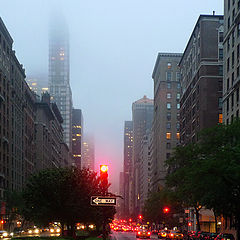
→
(194, 207, 201, 231)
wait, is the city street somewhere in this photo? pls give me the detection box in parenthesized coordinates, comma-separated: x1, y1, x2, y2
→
(111, 231, 158, 240)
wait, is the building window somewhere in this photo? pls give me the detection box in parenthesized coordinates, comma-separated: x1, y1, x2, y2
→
(177, 93, 181, 99)
(177, 83, 181, 89)
(166, 72, 172, 81)
(232, 8, 235, 24)
(219, 114, 223, 123)
(219, 65, 223, 76)
(227, 58, 230, 72)
(227, 78, 230, 90)
(227, 38, 230, 51)
(167, 82, 171, 89)
(167, 93, 171, 99)
(219, 32, 224, 43)
(228, 0, 230, 10)
(176, 72, 181, 81)
(166, 153, 171, 159)
(167, 103, 171, 110)
(218, 97, 223, 108)
(166, 133, 171, 139)
(167, 63, 172, 69)
(232, 72, 235, 85)
(228, 17, 230, 30)
(176, 133, 180, 140)
(166, 143, 171, 149)
(176, 122, 180, 130)
(166, 122, 171, 129)
(232, 93, 234, 108)
(167, 112, 171, 121)
(177, 103, 180, 109)
(219, 49, 223, 60)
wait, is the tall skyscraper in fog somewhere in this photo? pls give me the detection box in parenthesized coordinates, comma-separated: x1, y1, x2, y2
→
(130, 96, 153, 216)
(49, 14, 73, 151)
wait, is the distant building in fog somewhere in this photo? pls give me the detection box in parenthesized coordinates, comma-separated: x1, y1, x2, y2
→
(72, 109, 83, 168)
(130, 96, 153, 216)
(49, 14, 73, 151)
(123, 121, 133, 217)
(26, 76, 48, 100)
(119, 172, 125, 217)
(82, 135, 95, 171)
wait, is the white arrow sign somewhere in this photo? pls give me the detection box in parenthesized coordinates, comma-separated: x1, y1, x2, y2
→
(91, 196, 117, 206)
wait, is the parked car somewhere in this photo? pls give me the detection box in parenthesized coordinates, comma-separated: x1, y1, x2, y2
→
(215, 233, 235, 240)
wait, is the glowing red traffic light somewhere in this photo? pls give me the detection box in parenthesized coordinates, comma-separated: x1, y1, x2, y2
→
(188, 222, 192, 226)
(100, 165, 108, 173)
(138, 215, 142, 219)
(129, 218, 132, 222)
(163, 207, 170, 213)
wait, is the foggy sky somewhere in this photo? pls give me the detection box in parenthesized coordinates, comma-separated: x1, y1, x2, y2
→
(0, 0, 223, 192)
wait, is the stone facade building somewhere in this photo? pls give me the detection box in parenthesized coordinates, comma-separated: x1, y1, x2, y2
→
(151, 53, 182, 191)
(179, 15, 223, 145)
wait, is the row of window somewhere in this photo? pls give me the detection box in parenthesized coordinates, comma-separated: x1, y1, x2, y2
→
(166, 132, 180, 140)
(167, 103, 180, 110)
(166, 93, 181, 99)
(226, 44, 240, 73)
(165, 71, 181, 81)
(166, 122, 180, 130)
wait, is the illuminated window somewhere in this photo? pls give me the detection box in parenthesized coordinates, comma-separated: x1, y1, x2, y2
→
(167, 103, 171, 110)
(219, 114, 223, 123)
(167, 63, 172, 69)
(167, 93, 171, 99)
(76, 134, 81, 137)
(166, 133, 171, 139)
(176, 133, 180, 139)
(72, 138, 76, 141)
(177, 103, 180, 109)
(177, 93, 181, 99)
(32, 83, 37, 86)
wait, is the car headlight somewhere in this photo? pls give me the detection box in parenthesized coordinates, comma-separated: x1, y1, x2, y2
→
(34, 229, 39, 233)
(3, 232, 8, 237)
(28, 230, 32, 234)
(10, 232, 14, 236)
(50, 229, 54, 233)
(56, 229, 60, 233)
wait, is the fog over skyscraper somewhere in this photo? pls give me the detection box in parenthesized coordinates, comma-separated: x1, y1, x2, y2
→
(48, 13, 73, 151)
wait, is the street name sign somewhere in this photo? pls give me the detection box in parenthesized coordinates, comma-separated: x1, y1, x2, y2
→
(91, 196, 117, 206)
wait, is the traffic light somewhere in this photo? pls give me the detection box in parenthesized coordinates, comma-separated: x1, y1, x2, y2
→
(138, 215, 142, 219)
(129, 218, 132, 222)
(163, 207, 170, 213)
(188, 222, 192, 227)
(100, 165, 109, 193)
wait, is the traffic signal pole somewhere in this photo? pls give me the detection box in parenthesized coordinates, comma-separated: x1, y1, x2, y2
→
(100, 165, 109, 240)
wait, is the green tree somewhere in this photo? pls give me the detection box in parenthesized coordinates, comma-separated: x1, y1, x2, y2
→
(22, 167, 115, 236)
(143, 189, 183, 228)
(166, 144, 203, 231)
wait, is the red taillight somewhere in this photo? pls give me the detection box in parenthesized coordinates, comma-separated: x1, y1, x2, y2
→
(170, 234, 174, 237)
(148, 232, 151, 235)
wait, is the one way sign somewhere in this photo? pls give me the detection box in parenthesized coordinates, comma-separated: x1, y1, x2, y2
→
(91, 196, 117, 206)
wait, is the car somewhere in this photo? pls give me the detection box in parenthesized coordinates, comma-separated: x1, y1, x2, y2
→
(208, 233, 218, 240)
(136, 225, 151, 239)
(0, 230, 9, 238)
(168, 230, 184, 240)
(158, 230, 170, 239)
(215, 233, 235, 240)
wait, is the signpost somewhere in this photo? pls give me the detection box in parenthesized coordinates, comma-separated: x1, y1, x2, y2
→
(91, 196, 117, 206)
